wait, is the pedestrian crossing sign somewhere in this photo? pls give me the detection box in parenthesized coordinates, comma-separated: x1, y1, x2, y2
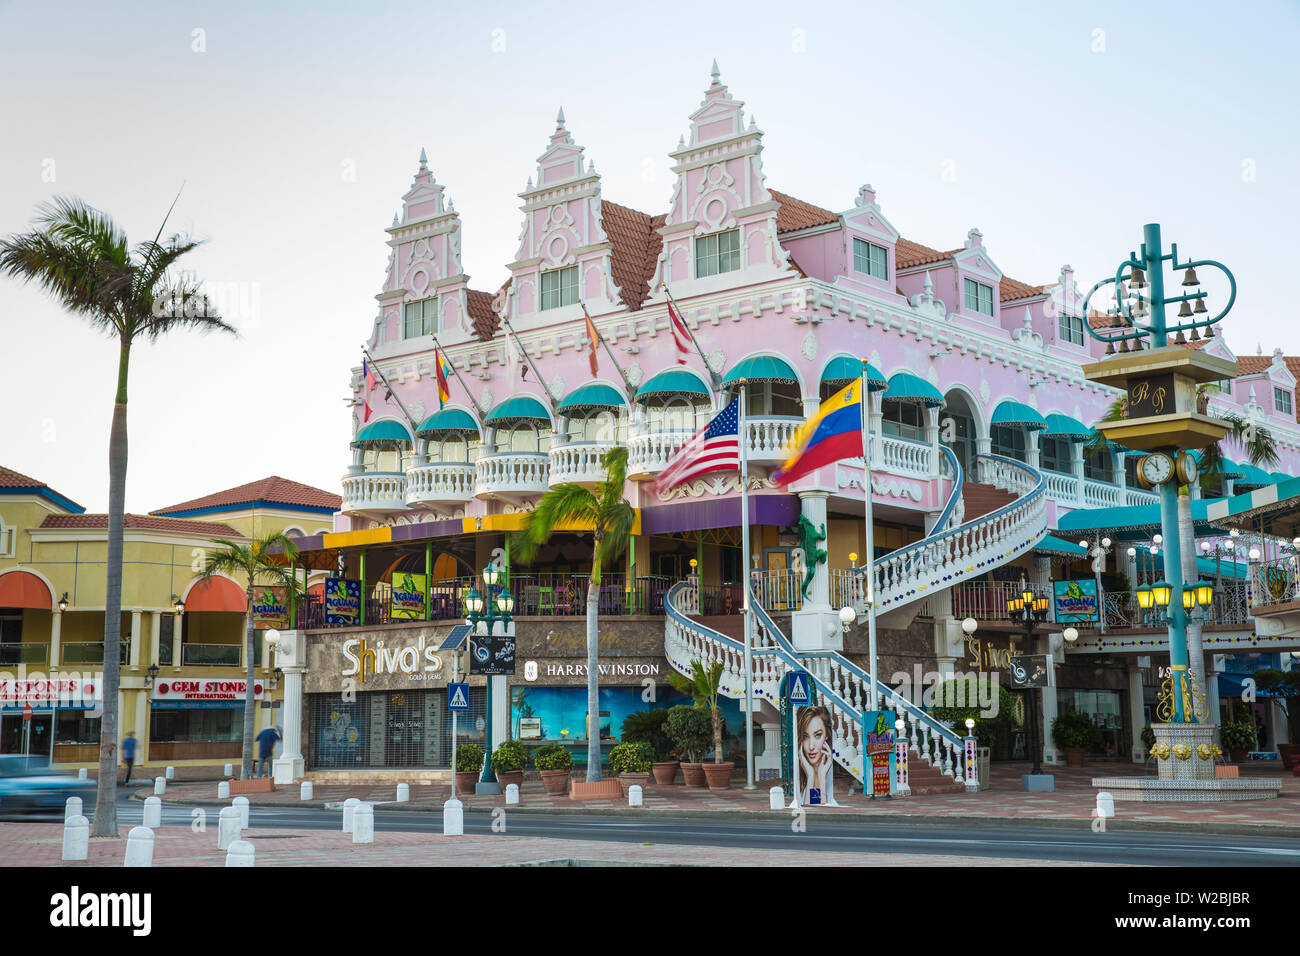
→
(448, 682, 469, 711)
(787, 671, 810, 704)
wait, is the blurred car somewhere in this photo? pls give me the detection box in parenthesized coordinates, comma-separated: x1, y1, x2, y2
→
(0, 754, 97, 818)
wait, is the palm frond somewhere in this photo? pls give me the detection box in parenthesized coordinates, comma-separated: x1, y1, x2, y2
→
(1083, 395, 1126, 460)
(512, 483, 599, 564)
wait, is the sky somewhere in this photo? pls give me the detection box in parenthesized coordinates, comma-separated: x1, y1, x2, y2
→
(2, 0, 1298, 513)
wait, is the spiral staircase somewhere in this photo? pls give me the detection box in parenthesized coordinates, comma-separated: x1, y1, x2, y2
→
(663, 451, 1048, 791)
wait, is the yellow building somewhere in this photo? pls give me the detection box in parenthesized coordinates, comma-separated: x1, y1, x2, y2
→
(0, 469, 339, 772)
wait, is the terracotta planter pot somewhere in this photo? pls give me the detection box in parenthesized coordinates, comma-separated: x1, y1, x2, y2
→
(702, 761, 735, 790)
(651, 761, 679, 786)
(538, 769, 571, 795)
(680, 762, 707, 788)
(618, 772, 651, 795)
(1063, 747, 1086, 768)
(495, 770, 525, 790)
(454, 771, 480, 793)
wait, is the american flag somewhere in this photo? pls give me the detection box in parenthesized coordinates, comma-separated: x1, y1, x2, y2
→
(654, 397, 741, 494)
(667, 299, 691, 365)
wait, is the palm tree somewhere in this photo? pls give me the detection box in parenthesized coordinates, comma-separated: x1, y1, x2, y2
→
(0, 197, 233, 836)
(199, 533, 300, 779)
(512, 446, 635, 782)
(667, 658, 726, 764)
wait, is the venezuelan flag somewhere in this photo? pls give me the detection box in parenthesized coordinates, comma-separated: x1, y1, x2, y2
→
(772, 379, 864, 485)
(436, 349, 453, 408)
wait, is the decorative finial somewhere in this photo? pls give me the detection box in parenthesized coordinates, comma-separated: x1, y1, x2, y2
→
(678, 133, 686, 149)
(418, 147, 427, 168)
(748, 114, 757, 130)
(392, 211, 400, 227)
(556, 106, 566, 127)
(447, 198, 454, 212)
(1022, 306, 1033, 329)
(526, 176, 533, 190)
(587, 159, 595, 175)
(923, 270, 933, 294)
(710, 59, 720, 83)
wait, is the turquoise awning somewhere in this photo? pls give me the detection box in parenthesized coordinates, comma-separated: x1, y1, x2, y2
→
(1043, 413, 1093, 441)
(557, 383, 627, 413)
(1234, 463, 1277, 487)
(415, 408, 479, 436)
(1189, 450, 1245, 479)
(1033, 534, 1088, 556)
(1270, 471, 1292, 482)
(1205, 474, 1300, 536)
(883, 372, 944, 407)
(821, 357, 887, 391)
(484, 395, 552, 425)
(1056, 497, 1228, 540)
(991, 400, 1047, 431)
(721, 355, 800, 387)
(634, 369, 711, 403)
(352, 418, 415, 446)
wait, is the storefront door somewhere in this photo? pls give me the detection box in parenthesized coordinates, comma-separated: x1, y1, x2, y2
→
(1, 713, 53, 756)
(384, 692, 425, 766)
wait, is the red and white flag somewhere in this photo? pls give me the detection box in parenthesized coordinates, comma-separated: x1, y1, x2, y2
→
(653, 397, 740, 495)
(362, 358, 376, 423)
(668, 298, 691, 365)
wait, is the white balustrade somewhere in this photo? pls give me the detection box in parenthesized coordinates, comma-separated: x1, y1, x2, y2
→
(406, 461, 475, 509)
(548, 441, 621, 486)
(628, 430, 693, 479)
(745, 417, 802, 464)
(878, 435, 934, 479)
(1082, 478, 1122, 508)
(473, 452, 549, 499)
(1043, 470, 1080, 505)
(341, 471, 408, 515)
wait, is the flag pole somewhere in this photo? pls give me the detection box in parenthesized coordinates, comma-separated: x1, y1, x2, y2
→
(360, 345, 421, 430)
(501, 319, 559, 411)
(579, 301, 635, 394)
(665, 287, 721, 389)
(738, 379, 755, 790)
(860, 361, 880, 712)
(429, 335, 487, 419)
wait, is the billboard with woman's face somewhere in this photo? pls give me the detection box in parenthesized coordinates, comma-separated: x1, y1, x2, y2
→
(795, 704, 838, 806)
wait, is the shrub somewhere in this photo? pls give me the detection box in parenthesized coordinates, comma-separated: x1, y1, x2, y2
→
(1140, 724, 1156, 751)
(1051, 711, 1099, 751)
(928, 677, 1015, 749)
(1220, 720, 1258, 754)
(609, 741, 654, 774)
(621, 708, 673, 760)
(665, 705, 713, 764)
(490, 739, 527, 773)
(454, 742, 484, 772)
(532, 743, 572, 771)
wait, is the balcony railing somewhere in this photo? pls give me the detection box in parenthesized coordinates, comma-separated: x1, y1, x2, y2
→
(628, 430, 693, 480)
(182, 643, 242, 666)
(1250, 558, 1300, 610)
(745, 417, 802, 465)
(406, 461, 475, 510)
(951, 581, 1052, 622)
(877, 435, 934, 479)
(341, 470, 407, 515)
(548, 441, 620, 486)
(62, 641, 130, 665)
(1101, 586, 1251, 629)
(0, 644, 48, 665)
(474, 452, 549, 500)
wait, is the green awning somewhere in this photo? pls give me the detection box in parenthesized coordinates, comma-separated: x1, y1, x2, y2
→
(721, 355, 799, 387)
(633, 369, 712, 404)
(484, 395, 553, 425)
(1033, 534, 1088, 556)
(557, 383, 627, 413)
(415, 408, 480, 436)
(821, 357, 887, 391)
(1056, 497, 1228, 541)
(1188, 450, 1245, 479)
(883, 372, 944, 407)
(1270, 471, 1292, 482)
(352, 419, 415, 446)
(1234, 463, 1277, 488)
(1042, 413, 1093, 441)
(992, 400, 1047, 431)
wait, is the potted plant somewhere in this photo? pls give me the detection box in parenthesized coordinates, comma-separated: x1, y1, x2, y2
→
(453, 742, 483, 794)
(665, 704, 713, 787)
(621, 708, 677, 784)
(1051, 711, 1098, 767)
(1220, 720, 1257, 763)
(1140, 724, 1157, 753)
(609, 741, 654, 795)
(491, 739, 527, 790)
(669, 659, 733, 789)
(532, 743, 573, 795)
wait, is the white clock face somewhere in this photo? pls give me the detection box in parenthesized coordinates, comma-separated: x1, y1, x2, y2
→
(1181, 454, 1198, 483)
(1142, 453, 1173, 486)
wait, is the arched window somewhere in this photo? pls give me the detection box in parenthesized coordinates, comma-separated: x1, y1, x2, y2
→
(1085, 448, 1114, 483)
(428, 434, 479, 463)
(564, 409, 626, 443)
(991, 425, 1028, 463)
(494, 423, 551, 454)
(882, 403, 926, 442)
(363, 445, 410, 473)
(1039, 437, 1072, 474)
(642, 395, 709, 433)
(746, 381, 802, 417)
(284, 527, 306, 538)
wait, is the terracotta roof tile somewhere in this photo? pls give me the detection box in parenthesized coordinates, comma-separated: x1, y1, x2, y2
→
(769, 189, 839, 234)
(601, 200, 665, 311)
(150, 476, 340, 515)
(895, 238, 960, 269)
(40, 514, 241, 536)
(467, 288, 500, 341)
(0, 465, 47, 489)
(1235, 356, 1271, 375)
(999, 276, 1048, 302)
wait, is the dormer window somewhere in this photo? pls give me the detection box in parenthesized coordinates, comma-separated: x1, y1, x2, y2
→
(695, 229, 740, 278)
(1058, 313, 1085, 347)
(853, 238, 888, 280)
(404, 298, 437, 338)
(540, 266, 579, 311)
(963, 279, 994, 317)
(1275, 387, 1294, 416)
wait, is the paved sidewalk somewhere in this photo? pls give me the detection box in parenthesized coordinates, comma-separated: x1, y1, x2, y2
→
(147, 761, 1300, 836)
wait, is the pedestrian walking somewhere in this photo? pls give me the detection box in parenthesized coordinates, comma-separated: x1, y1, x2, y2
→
(255, 724, 281, 777)
(121, 730, 138, 783)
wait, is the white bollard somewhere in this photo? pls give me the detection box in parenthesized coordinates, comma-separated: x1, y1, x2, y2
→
(1096, 791, 1115, 819)
(77, 768, 88, 781)
(628, 784, 643, 807)
(300, 781, 313, 800)
(143, 796, 162, 829)
(153, 777, 166, 795)
(217, 781, 231, 799)
(226, 840, 255, 867)
(62, 815, 89, 862)
(233, 795, 250, 829)
(505, 784, 519, 805)
(396, 782, 409, 803)
(769, 786, 784, 810)
(217, 807, 242, 850)
(352, 803, 374, 844)
(224, 763, 233, 777)
(442, 797, 464, 836)
(165, 765, 175, 780)
(123, 826, 154, 867)
(342, 797, 360, 833)
(64, 796, 83, 822)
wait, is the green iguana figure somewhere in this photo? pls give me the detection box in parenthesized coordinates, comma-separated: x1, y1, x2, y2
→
(797, 514, 828, 599)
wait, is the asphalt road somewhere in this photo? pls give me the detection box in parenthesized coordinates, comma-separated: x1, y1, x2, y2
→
(94, 791, 1300, 866)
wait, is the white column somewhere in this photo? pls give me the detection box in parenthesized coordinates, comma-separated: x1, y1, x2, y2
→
(129, 610, 142, 666)
(490, 674, 509, 754)
(1206, 654, 1223, 728)
(273, 666, 305, 784)
(790, 491, 839, 651)
(1127, 659, 1147, 762)
(50, 609, 62, 670)
(1071, 444, 1086, 507)
(1115, 451, 1129, 504)
(135, 691, 149, 760)
(868, 393, 884, 469)
(149, 612, 161, 667)
(1026, 430, 1041, 471)
(1041, 661, 1061, 766)
(172, 612, 183, 668)
(925, 407, 940, 475)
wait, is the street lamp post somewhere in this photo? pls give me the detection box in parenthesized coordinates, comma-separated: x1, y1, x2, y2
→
(1078, 535, 1112, 633)
(463, 560, 514, 792)
(1006, 580, 1051, 775)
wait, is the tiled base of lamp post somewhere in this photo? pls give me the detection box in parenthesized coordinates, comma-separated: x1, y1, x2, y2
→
(1091, 723, 1285, 802)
